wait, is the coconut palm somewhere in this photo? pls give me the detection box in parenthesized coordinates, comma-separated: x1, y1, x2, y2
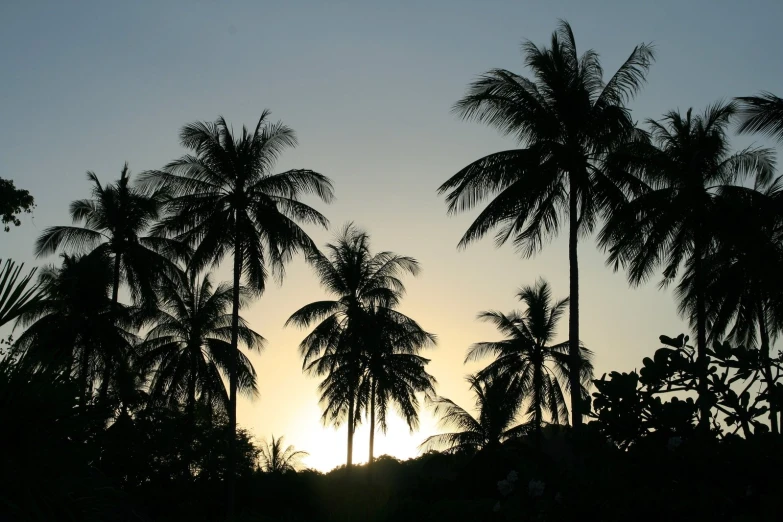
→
(34, 163, 177, 311)
(467, 279, 594, 446)
(737, 92, 783, 142)
(358, 307, 437, 464)
(258, 435, 309, 474)
(14, 250, 137, 406)
(438, 21, 654, 428)
(286, 223, 420, 467)
(420, 374, 527, 454)
(676, 176, 783, 433)
(140, 269, 264, 425)
(599, 102, 776, 430)
(0, 259, 41, 329)
(141, 112, 332, 508)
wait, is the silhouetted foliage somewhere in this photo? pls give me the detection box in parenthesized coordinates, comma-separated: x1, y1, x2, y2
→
(0, 259, 41, 328)
(737, 91, 783, 142)
(258, 435, 309, 474)
(467, 279, 594, 445)
(600, 102, 775, 430)
(3, 19, 783, 522)
(0, 177, 34, 231)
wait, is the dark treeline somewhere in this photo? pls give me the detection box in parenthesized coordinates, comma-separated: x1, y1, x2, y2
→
(1, 20, 783, 521)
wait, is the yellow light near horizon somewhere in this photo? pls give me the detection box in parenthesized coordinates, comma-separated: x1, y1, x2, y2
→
(285, 405, 441, 473)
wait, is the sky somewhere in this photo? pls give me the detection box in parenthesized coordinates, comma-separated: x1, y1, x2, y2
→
(2, 0, 782, 472)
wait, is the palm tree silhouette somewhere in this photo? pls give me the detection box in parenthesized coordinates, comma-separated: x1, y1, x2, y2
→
(258, 435, 309, 474)
(141, 111, 333, 508)
(599, 102, 775, 431)
(676, 176, 783, 433)
(737, 92, 783, 142)
(358, 306, 436, 464)
(14, 250, 137, 406)
(286, 223, 422, 467)
(34, 163, 175, 311)
(438, 21, 654, 428)
(466, 279, 594, 446)
(140, 268, 264, 426)
(420, 374, 527, 454)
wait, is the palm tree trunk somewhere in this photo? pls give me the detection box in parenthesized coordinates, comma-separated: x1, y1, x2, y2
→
(98, 252, 122, 406)
(534, 360, 543, 450)
(693, 234, 710, 434)
(78, 347, 90, 408)
(369, 377, 376, 465)
(758, 300, 778, 434)
(347, 388, 355, 469)
(227, 234, 243, 518)
(188, 348, 198, 425)
(568, 181, 582, 429)
(112, 252, 121, 308)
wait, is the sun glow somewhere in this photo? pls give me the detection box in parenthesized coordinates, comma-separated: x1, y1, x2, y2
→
(284, 406, 441, 473)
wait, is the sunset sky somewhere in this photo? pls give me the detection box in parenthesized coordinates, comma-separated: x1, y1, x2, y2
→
(2, 0, 782, 471)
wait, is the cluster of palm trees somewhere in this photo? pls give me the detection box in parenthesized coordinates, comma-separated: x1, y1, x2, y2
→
(3, 19, 783, 514)
(437, 21, 783, 434)
(286, 224, 437, 467)
(10, 114, 334, 515)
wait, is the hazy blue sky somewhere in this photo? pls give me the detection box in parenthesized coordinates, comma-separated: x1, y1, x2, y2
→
(2, 0, 781, 470)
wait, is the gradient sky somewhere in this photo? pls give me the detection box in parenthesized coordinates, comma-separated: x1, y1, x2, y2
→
(2, 0, 782, 471)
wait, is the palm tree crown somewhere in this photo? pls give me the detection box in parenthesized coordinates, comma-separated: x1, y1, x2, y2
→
(258, 435, 309, 474)
(438, 20, 654, 427)
(599, 101, 776, 430)
(14, 250, 137, 405)
(141, 269, 264, 419)
(467, 279, 593, 443)
(34, 163, 174, 310)
(420, 374, 526, 454)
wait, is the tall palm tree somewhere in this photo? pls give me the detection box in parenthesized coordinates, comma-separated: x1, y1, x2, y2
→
(676, 176, 783, 433)
(34, 163, 176, 311)
(599, 102, 775, 431)
(737, 92, 783, 142)
(358, 307, 437, 464)
(14, 250, 137, 406)
(466, 279, 594, 446)
(286, 223, 420, 468)
(438, 21, 654, 428)
(258, 435, 309, 474)
(420, 374, 527, 454)
(140, 270, 264, 425)
(141, 112, 333, 507)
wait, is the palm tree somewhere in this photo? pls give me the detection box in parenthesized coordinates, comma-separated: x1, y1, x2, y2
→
(140, 269, 265, 425)
(420, 374, 527, 454)
(676, 177, 783, 433)
(466, 279, 594, 446)
(286, 223, 420, 467)
(34, 163, 176, 311)
(438, 21, 654, 428)
(14, 250, 137, 406)
(358, 307, 437, 464)
(141, 112, 333, 507)
(0, 259, 41, 329)
(599, 102, 775, 431)
(737, 92, 783, 142)
(258, 435, 309, 474)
